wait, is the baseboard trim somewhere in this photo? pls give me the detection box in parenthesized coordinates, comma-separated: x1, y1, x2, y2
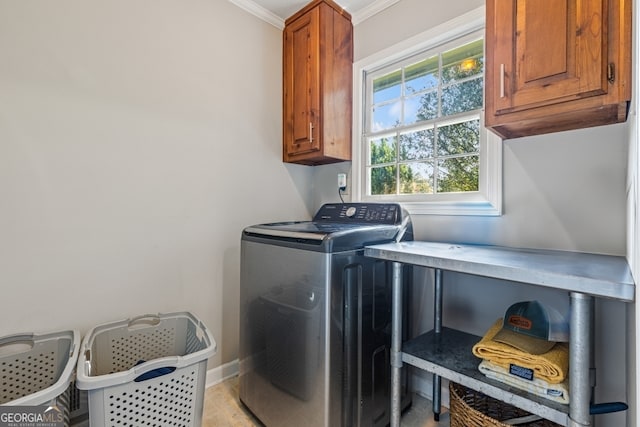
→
(204, 360, 451, 411)
(206, 359, 240, 388)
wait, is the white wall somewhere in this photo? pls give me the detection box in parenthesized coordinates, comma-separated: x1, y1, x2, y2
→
(0, 0, 315, 370)
(626, 1, 640, 426)
(353, 0, 485, 61)
(315, 1, 631, 425)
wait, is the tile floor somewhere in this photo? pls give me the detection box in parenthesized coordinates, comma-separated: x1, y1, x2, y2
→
(202, 376, 449, 426)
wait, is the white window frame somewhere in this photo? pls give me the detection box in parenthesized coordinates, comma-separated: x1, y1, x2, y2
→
(352, 6, 502, 216)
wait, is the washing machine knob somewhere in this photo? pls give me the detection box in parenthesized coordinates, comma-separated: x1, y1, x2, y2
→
(346, 206, 357, 217)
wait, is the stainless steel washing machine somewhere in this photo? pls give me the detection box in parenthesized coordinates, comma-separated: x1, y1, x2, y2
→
(239, 203, 412, 427)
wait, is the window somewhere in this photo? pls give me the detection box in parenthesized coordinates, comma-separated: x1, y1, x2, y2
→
(352, 7, 502, 215)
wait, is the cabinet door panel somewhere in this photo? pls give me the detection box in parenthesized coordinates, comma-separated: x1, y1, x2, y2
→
(284, 10, 320, 156)
(518, 0, 568, 83)
(494, 0, 607, 114)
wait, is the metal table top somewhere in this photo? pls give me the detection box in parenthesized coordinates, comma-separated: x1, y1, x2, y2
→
(364, 241, 635, 302)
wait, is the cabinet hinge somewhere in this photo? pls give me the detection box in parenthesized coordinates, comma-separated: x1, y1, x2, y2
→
(607, 63, 615, 84)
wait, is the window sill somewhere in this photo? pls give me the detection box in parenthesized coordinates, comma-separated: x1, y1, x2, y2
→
(357, 192, 502, 216)
(401, 200, 502, 216)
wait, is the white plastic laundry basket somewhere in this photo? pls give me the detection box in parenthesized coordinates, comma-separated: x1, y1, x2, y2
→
(75, 312, 216, 427)
(0, 329, 80, 426)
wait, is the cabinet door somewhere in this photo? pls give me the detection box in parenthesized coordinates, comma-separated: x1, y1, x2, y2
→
(488, 0, 607, 115)
(283, 8, 321, 158)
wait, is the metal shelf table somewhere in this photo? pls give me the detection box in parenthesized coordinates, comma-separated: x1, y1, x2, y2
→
(364, 241, 635, 427)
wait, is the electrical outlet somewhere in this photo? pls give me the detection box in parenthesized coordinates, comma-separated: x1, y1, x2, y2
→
(338, 173, 347, 192)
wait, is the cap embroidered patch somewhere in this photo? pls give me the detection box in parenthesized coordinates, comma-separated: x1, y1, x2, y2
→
(507, 315, 532, 330)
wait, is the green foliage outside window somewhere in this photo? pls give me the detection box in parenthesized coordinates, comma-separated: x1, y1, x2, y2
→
(368, 39, 483, 196)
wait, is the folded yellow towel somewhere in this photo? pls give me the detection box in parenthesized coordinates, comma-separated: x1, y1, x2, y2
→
(472, 319, 569, 384)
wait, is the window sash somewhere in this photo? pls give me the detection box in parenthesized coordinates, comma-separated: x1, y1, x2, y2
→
(365, 113, 481, 195)
(351, 6, 502, 216)
(364, 36, 484, 197)
(366, 38, 484, 135)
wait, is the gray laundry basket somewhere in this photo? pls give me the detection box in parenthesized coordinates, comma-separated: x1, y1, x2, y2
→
(75, 312, 216, 427)
(0, 329, 80, 427)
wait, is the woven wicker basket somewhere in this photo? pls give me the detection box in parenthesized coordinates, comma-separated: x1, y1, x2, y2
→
(449, 382, 561, 427)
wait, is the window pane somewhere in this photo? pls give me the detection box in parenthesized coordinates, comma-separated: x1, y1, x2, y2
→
(403, 95, 421, 124)
(404, 55, 438, 94)
(373, 71, 401, 104)
(400, 129, 434, 160)
(364, 31, 488, 201)
(400, 162, 434, 194)
(370, 136, 397, 165)
(441, 79, 483, 116)
(372, 102, 401, 131)
(405, 91, 438, 123)
(437, 156, 479, 193)
(437, 119, 480, 156)
(442, 39, 484, 84)
(371, 165, 397, 195)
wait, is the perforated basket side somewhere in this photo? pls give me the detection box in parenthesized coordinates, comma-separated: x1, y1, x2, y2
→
(91, 317, 189, 376)
(0, 331, 77, 406)
(85, 360, 207, 427)
(76, 312, 216, 392)
(185, 319, 209, 355)
(54, 385, 72, 427)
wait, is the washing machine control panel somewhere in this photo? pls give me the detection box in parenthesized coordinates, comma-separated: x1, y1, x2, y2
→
(313, 203, 402, 224)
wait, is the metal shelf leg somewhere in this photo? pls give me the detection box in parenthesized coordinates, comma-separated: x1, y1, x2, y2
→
(432, 269, 443, 421)
(390, 262, 404, 427)
(568, 292, 593, 427)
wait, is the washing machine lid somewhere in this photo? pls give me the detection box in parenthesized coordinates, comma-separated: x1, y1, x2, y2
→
(242, 203, 412, 252)
(243, 221, 391, 241)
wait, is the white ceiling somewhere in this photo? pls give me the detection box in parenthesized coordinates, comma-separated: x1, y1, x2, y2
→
(229, 0, 400, 28)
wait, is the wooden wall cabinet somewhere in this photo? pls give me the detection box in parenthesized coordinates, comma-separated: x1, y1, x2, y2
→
(283, 0, 353, 165)
(485, 0, 631, 139)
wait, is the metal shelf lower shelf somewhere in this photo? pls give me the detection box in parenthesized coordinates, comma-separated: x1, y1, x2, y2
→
(402, 327, 569, 426)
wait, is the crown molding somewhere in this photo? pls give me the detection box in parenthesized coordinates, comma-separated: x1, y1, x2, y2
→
(351, 0, 399, 25)
(228, 0, 285, 30)
(229, 0, 400, 29)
